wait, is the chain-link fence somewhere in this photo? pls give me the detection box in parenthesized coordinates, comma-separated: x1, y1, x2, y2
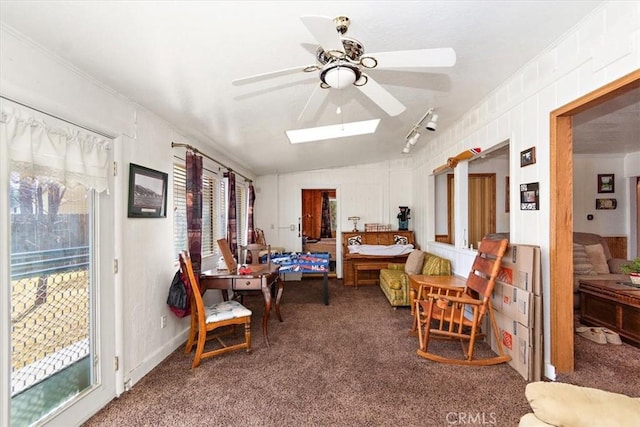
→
(11, 259, 90, 396)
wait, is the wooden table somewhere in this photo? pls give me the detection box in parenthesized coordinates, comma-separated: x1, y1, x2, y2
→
(201, 263, 283, 346)
(408, 275, 467, 334)
(579, 279, 640, 347)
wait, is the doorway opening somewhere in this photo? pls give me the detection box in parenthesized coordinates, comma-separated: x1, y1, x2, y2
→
(301, 189, 337, 273)
(550, 70, 640, 373)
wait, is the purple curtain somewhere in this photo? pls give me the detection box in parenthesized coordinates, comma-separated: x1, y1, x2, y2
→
(186, 152, 203, 279)
(320, 191, 332, 238)
(225, 171, 237, 257)
(247, 183, 256, 244)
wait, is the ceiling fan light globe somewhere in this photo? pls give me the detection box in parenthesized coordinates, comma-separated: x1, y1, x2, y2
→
(322, 66, 356, 89)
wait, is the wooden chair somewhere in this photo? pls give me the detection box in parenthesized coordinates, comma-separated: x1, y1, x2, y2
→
(415, 238, 510, 366)
(179, 251, 252, 368)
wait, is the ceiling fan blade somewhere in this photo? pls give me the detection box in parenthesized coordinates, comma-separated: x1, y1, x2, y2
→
(297, 83, 328, 121)
(432, 148, 482, 174)
(357, 75, 406, 116)
(300, 16, 344, 53)
(371, 48, 457, 69)
(232, 65, 310, 86)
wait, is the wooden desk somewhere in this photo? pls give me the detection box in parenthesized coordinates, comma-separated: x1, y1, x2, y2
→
(408, 275, 467, 334)
(579, 279, 640, 347)
(201, 263, 283, 346)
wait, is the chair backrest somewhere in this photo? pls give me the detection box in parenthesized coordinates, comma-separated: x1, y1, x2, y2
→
(254, 228, 267, 245)
(217, 238, 238, 272)
(179, 251, 204, 321)
(465, 238, 509, 314)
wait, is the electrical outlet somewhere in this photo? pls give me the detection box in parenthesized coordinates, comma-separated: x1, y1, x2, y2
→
(160, 315, 167, 329)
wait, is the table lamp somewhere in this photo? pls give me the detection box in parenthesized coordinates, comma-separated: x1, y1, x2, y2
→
(348, 216, 361, 232)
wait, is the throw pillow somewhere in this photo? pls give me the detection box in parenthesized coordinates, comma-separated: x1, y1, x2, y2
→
(404, 250, 425, 275)
(525, 382, 640, 427)
(347, 235, 362, 246)
(573, 243, 596, 275)
(394, 234, 409, 245)
(584, 244, 609, 274)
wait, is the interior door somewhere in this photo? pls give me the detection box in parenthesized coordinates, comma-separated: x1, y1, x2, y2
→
(447, 173, 497, 247)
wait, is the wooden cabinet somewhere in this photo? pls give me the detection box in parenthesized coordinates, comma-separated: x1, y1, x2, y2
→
(342, 231, 416, 286)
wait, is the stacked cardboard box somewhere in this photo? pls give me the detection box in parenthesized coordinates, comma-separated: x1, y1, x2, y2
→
(488, 244, 543, 381)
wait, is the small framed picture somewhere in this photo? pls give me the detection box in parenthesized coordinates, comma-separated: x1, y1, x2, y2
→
(127, 163, 168, 218)
(520, 147, 536, 167)
(597, 174, 615, 193)
(520, 182, 539, 210)
(596, 198, 617, 210)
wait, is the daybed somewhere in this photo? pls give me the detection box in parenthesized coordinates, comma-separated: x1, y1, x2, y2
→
(379, 250, 452, 307)
(519, 381, 640, 427)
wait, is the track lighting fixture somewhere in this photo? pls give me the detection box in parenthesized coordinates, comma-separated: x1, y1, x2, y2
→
(402, 108, 438, 153)
(426, 114, 439, 131)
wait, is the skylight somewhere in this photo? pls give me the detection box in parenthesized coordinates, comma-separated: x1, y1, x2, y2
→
(286, 119, 380, 144)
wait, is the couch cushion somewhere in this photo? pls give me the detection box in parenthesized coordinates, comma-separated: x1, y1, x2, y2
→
(585, 243, 609, 274)
(574, 232, 613, 260)
(525, 382, 640, 427)
(404, 250, 425, 275)
(380, 269, 405, 290)
(421, 253, 452, 276)
(573, 243, 596, 275)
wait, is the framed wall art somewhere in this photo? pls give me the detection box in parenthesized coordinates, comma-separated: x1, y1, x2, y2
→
(127, 163, 168, 218)
(520, 182, 539, 210)
(596, 198, 617, 210)
(520, 147, 536, 167)
(597, 174, 615, 193)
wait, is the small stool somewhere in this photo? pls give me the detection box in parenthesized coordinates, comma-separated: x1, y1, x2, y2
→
(353, 262, 389, 289)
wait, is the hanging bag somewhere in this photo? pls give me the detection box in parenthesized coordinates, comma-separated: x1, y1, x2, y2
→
(167, 269, 191, 318)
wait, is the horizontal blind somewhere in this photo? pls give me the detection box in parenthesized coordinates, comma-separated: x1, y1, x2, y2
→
(173, 163, 187, 258)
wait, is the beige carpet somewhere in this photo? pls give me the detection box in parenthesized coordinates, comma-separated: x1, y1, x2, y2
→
(84, 278, 640, 427)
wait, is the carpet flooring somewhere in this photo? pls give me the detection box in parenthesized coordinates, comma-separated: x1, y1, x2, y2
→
(84, 278, 640, 427)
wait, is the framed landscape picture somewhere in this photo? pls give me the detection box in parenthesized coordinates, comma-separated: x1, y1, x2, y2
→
(127, 163, 168, 218)
(597, 174, 615, 193)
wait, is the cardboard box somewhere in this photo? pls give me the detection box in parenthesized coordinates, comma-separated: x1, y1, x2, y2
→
(497, 244, 542, 295)
(491, 311, 532, 380)
(496, 282, 534, 328)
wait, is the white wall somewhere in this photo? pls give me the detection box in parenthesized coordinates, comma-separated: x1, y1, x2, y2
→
(254, 158, 414, 277)
(411, 1, 640, 378)
(573, 154, 628, 235)
(0, 26, 254, 400)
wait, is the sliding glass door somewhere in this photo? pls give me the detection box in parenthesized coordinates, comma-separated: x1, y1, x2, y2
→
(1, 99, 116, 426)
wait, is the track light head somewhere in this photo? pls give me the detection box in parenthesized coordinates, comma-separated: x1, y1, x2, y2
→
(407, 132, 421, 145)
(426, 114, 439, 131)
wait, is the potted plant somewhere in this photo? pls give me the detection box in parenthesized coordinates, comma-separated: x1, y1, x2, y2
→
(620, 257, 640, 284)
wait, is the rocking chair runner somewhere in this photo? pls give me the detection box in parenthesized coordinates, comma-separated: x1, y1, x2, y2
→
(179, 251, 252, 368)
(415, 237, 509, 366)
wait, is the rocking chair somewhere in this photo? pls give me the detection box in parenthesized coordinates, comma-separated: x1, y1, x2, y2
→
(415, 237, 509, 366)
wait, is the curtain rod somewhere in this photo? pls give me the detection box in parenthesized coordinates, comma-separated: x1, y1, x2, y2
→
(171, 141, 252, 183)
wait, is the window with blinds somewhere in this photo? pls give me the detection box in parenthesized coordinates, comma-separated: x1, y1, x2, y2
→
(173, 161, 224, 258)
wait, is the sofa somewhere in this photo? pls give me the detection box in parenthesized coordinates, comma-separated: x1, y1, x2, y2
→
(572, 232, 630, 309)
(519, 381, 640, 427)
(379, 250, 451, 307)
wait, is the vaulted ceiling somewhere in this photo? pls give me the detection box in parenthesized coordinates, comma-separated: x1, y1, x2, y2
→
(3, 1, 631, 176)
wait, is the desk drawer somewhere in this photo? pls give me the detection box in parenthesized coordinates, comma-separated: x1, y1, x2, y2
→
(232, 277, 263, 291)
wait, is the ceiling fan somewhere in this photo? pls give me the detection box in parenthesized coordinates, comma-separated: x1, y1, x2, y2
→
(232, 16, 456, 119)
(433, 148, 482, 174)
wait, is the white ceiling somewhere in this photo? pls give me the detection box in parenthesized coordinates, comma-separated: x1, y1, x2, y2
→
(3, 0, 627, 176)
